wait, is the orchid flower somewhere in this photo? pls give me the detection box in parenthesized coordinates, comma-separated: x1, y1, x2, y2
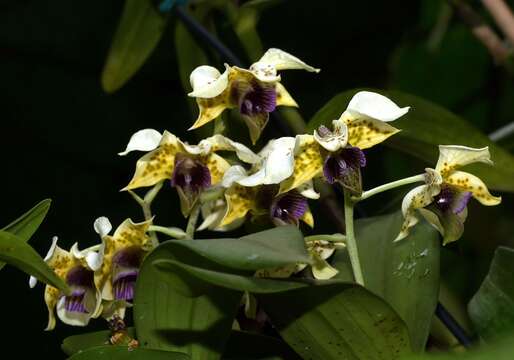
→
(279, 91, 410, 195)
(397, 145, 502, 244)
(120, 129, 259, 215)
(92, 217, 152, 315)
(188, 48, 320, 143)
(29, 237, 103, 330)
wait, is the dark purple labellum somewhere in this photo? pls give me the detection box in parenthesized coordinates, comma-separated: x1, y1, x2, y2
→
(113, 271, 138, 301)
(323, 147, 366, 194)
(112, 247, 144, 302)
(238, 81, 277, 117)
(434, 186, 472, 214)
(270, 191, 308, 226)
(171, 155, 211, 194)
(64, 266, 95, 313)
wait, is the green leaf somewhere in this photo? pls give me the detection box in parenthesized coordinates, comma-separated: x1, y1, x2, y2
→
(224, 330, 301, 359)
(350, 212, 440, 352)
(62, 328, 135, 356)
(468, 246, 514, 341)
(0, 230, 69, 293)
(259, 282, 413, 360)
(67, 346, 190, 360)
(306, 89, 514, 192)
(101, 0, 167, 93)
(0, 199, 51, 270)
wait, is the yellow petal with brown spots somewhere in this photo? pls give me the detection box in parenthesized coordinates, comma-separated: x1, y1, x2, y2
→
(435, 145, 492, 176)
(445, 170, 501, 206)
(275, 83, 298, 107)
(123, 132, 182, 191)
(44, 286, 59, 330)
(189, 96, 230, 130)
(279, 135, 323, 194)
(204, 153, 231, 185)
(220, 185, 256, 227)
(95, 219, 151, 300)
(346, 118, 400, 150)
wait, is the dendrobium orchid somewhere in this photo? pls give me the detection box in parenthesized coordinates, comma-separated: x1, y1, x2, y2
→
(93, 217, 152, 312)
(188, 48, 320, 143)
(30, 237, 102, 330)
(279, 91, 410, 195)
(397, 145, 502, 244)
(120, 129, 259, 215)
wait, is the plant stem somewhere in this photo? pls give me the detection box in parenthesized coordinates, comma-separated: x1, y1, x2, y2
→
(148, 225, 187, 239)
(435, 302, 473, 348)
(343, 189, 365, 286)
(129, 181, 164, 247)
(356, 174, 426, 202)
(185, 203, 201, 239)
(304, 233, 346, 243)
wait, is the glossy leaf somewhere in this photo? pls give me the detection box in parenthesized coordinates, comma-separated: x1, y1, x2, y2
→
(67, 346, 189, 360)
(62, 328, 135, 355)
(0, 230, 69, 293)
(0, 199, 51, 270)
(306, 89, 514, 192)
(351, 212, 440, 352)
(259, 282, 413, 360)
(101, 0, 167, 93)
(468, 246, 514, 341)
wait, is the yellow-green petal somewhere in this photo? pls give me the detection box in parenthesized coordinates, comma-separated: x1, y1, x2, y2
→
(346, 117, 400, 150)
(445, 170, 501, 206)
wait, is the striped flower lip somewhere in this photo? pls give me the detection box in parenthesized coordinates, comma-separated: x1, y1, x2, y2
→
(113, 270, 138, 301)
(236, 80, 277, 117)
(63, 266, 95, 314)
(323, 147, 366, 185)
(112, 246, 144, 301)
(434, 186, 472, 214)
(171, 155, 212, 194)
(270, 191, 308, 226)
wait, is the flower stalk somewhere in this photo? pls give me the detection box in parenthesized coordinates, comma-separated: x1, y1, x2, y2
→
(356, 174, 426, 202)
(128, 181, 164, 247)
(185, 203, 201, 239)
(343, 189, 365, 286)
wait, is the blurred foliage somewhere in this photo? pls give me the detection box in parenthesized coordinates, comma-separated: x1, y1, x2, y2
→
(1, 0, 514, 358)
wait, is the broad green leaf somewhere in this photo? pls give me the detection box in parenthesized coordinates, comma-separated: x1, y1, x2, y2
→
(101, 0, 167, 93)
(0, 199, 51, 270)
(306, 89, 514, 192)
(468, 246, 514, 341)
(259, 282, 413, 360)
(0, 230, 69, 293)
(351, 212, 440, 352)
(67, 345, 190, 360)
(224, 330, 301, 359)
(62, 328, 135, 355)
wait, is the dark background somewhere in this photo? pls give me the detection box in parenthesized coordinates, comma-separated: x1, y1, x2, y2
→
(1, 0, 513, 357)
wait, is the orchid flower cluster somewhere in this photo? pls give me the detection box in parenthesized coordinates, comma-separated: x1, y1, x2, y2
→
(33, 49, 501, 330)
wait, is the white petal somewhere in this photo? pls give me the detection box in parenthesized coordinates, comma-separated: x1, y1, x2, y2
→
(118, 129, 162, 156)
(43, 236, 59, 261)
(188, 64, 229, 98)
(297, 180, 320, 199)
(56, 297, 91, 327)
(238, 137, 296, 186)
(345, 91, 410, 123)
(29, 276, 37, 288)
(93, 217, 112, 237)
(251, 48, 320, 81)
(435, 145, 493, 173)
(222, 165, 248, 188)
(313, 119, 348, 152)
(204, 134, 261, 164)
(85, 248, 104, 272)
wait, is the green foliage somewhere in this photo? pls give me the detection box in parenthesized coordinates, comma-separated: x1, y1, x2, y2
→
(62, 329, 135, 356)
(0, 230, 69, 293)
(101, 0, 168, 93)
(307, 89, 514, 192)
(0, 199, 51, 270)
(468, 247, 514, 341)
(224, 330, 301, 359)
(67, 346, 190, 360)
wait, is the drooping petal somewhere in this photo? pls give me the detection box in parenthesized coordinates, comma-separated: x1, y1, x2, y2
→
(240, 137, 296, 186)
(344, 91, 410, 123)
(279, 135, 324, 194)
(250, 48, 320, 81)
(396, 184, 440, 241)
(345, 117, 400, 150)
(445, 170, 501, 205)
(275, 83, 298, 107)
(118, 129, 163, 156)
(435, 145, 493, 175)
(222, 165, 249, 188)
(122, 131, 182, 190)
(44, 285, 59, 331)
(189, 97, 230, 130)
(243, 111, 270, 144)
(188, 64, 230, 98)
(220, 185, 257, 227)
(313, 119, 349, 152)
